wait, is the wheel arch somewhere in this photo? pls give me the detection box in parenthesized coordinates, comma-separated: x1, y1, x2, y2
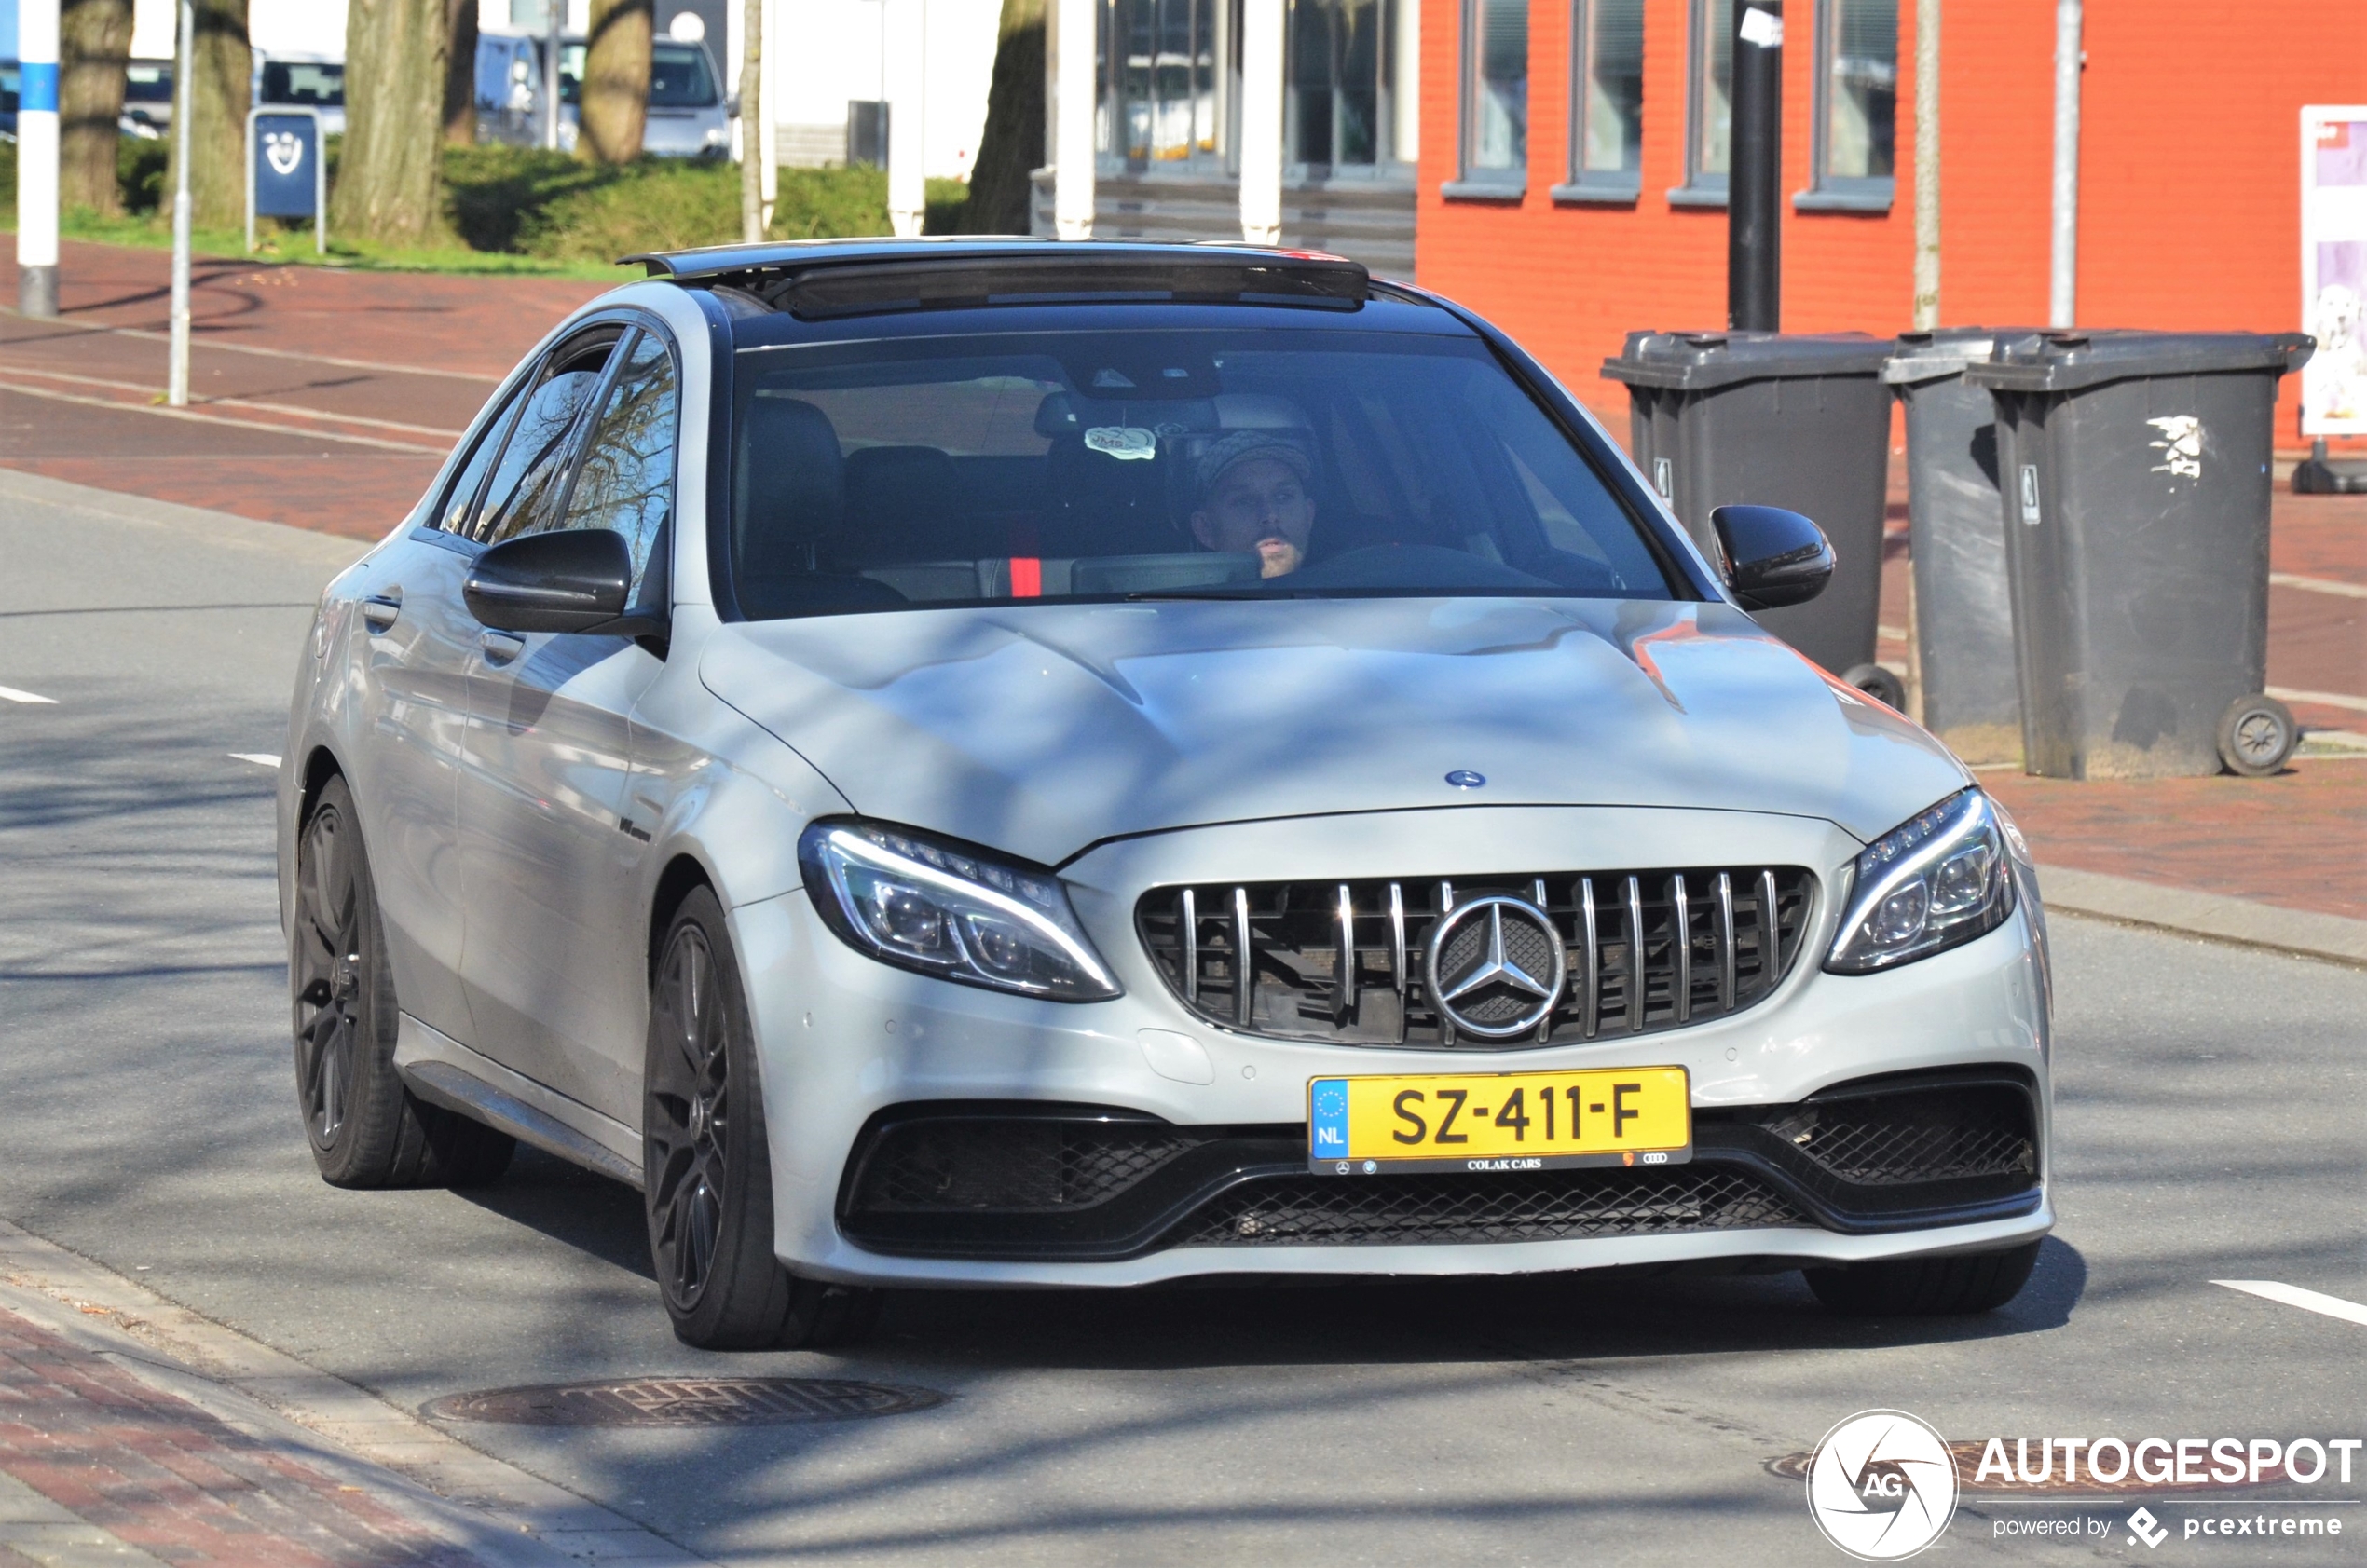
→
(296, 744, 345, 828)
(648, 852, 720, 985)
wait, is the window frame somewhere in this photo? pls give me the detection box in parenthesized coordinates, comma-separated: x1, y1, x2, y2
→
(1552, 0, 1643, 204)
(1796, 0, 1897, 212)
(467, 322, 631, 549)
(1442, 0, 1529, 200)
(554, 323, 684, 614)
(1668, 0, 1728, 208)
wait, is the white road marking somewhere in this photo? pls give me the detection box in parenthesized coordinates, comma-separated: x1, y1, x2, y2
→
(7, 312, 504, 383)
(229, 753, 283, 770)
(2214, 1279, 2367, 1329)
(0, 685, 59, 704)
(2271, 571, 2367, 601)
(2268, 686, 2367, 715)
(1877, 623, 1909, 641)
(0, 381, 448, 455)
(9, 365, 465, 439)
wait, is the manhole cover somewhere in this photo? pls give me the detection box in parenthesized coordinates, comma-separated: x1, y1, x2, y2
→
(424, 1377, 942, 1427)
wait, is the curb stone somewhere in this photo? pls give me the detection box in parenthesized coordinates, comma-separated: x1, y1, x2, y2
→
(2036, 864, 2367, 970)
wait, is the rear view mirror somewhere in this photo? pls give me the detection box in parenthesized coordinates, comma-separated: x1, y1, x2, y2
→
(465, 528, 651, 634)
(1710, 504, 1834, 611)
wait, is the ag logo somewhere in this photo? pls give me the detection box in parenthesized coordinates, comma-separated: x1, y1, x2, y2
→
(1805, 1410, 1959, 1561)
(264, 130, 306, 176)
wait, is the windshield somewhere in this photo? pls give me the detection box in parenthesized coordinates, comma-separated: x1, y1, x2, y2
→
(260, 61, 343, 107)
(650, 42, 718, 107)
(730, 326, 1675, 618)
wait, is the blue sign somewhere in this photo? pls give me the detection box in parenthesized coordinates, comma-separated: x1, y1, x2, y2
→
(252, 112, 320, 218)
(1310, 1079, 1349, 1161)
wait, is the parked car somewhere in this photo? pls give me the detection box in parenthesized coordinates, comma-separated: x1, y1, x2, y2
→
(122, 57, 174, 136)
(253, 54, 345, 138)
(279, 241, 2055, 1351)
(474, 32, 728, 157)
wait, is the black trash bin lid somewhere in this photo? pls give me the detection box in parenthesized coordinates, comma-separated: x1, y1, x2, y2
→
(1963, 329, 2314, 393)
(1881, 326, 2049, 387)
(1601, 330, 1893, 390)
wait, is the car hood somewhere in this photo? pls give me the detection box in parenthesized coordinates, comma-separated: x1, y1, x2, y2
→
(702, 597, 1970, 866)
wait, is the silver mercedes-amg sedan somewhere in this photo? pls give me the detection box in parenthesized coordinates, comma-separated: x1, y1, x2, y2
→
(278, 241, 2054, 1349)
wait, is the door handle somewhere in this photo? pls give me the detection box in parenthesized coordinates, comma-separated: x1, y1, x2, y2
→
(478, 630, 527, 666)
(361, 593, 402, 632)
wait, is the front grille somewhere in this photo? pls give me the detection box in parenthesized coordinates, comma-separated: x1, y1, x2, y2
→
(1748, 1083, 2038, 1186)
(849, 1115, 1198, 1213)
(1179, 1166, 1807, 1247)
(1136, 867, 1814, 1048)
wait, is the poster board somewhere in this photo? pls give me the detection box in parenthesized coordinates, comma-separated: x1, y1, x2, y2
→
(2302, 106, 2367, 436)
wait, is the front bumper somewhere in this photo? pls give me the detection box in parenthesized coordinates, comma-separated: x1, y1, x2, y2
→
(730, 805, 2053, 1288)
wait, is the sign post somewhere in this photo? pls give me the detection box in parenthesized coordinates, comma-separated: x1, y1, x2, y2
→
(247, 106, 328, 255)
(15, 0, 61, 317)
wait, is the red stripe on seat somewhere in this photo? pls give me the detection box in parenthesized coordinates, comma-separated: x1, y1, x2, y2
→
(1010, 557, 1043, 597)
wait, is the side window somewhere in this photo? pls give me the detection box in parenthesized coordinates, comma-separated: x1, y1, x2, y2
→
(559, 331, 679, 600)
(472, 331, 620, 545)
(431, 385, 527, 533)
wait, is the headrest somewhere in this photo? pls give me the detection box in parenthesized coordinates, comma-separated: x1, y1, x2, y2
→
(735, 397, 843, 572)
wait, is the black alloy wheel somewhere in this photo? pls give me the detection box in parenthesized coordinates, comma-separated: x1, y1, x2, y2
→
(643, 887, 880, 1350)
(292, 775, 515, 1189)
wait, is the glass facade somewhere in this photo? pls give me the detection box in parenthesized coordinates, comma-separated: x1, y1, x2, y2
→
(1098, 0, 1412, 175)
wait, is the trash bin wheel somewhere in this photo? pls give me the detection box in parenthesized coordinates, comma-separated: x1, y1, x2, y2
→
(2215, 694, 2298, 778)
(1841, 662, 1908, 712)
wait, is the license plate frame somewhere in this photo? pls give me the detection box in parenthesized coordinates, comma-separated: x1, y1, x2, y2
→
(1306, 1067, 1692, 1175)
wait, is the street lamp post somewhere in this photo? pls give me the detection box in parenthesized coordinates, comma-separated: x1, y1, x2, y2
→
(168, 0, 196, 406)
(15, 0, 61, 318)
(1727, 1, 1782, 332)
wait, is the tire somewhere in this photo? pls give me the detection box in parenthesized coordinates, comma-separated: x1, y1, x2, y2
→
(1842, 662, 1909, 712)
(1804, 1240, 2042, 1317)
(2216, 693, 2297, 777)
(292, 776, 516, 1190)
(643, 887, 880, 1350)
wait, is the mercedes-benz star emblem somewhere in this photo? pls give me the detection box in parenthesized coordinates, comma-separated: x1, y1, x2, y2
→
(1423, 895, 1567, 1039)
(1444, 770, 1486, 789)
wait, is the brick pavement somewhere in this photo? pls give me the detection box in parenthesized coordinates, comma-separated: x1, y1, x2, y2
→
(0, 1306, 480, 1568)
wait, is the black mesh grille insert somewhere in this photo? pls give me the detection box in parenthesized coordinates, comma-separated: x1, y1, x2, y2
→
(1178, 1166, 1808, 1248)
(1758, 1085, 2038, 1185)
(1136, 867, 1814, 1048)
(851, 1117, 1200, 1213)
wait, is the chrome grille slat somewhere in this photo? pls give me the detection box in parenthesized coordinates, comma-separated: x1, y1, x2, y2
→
(1139, 865, 1814, 1051)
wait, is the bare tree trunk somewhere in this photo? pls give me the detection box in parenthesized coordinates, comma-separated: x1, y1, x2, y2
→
(579, 0, 652, 164)
(162, 0, 250, 231)
(444, 0, 480, 145)
(956, 0, 1044, 235)
(335, 0, 448, 246)
(739, 0, 762, 240)
(61, 0, 134, 216)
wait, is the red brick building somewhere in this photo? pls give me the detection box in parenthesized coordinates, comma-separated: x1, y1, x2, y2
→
(1413, 0, 2367, 446)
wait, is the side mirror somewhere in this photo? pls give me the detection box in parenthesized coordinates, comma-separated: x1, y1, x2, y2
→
(1710, 504, 1834, 611)
(465, 528, 650, 634)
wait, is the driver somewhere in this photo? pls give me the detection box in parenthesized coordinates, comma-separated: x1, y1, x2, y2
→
(1189, 431, 1316, 579)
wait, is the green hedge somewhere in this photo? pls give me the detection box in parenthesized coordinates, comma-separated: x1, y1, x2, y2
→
(0, 135, 975, 271)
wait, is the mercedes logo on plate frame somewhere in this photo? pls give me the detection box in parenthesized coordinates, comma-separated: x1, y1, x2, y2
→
(1422, 895, 1567, 1040)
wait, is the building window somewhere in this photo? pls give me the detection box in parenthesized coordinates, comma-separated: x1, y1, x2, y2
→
(1448, 0, 1528, 194)
(1554, 0, 1642, 201)
(1799, 0, 1895, 210)
(1096, 0, 1413, 178)
(1289, 0, 1413, 172)
(1671, 0, 1731, 203)
(1099, 0, 1225, 171)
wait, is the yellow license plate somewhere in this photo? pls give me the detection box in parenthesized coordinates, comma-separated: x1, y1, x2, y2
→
(1307, 1068, 1691, 1175)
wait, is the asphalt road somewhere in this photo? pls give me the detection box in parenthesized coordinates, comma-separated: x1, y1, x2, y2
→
(2, 474, 2362, 1566)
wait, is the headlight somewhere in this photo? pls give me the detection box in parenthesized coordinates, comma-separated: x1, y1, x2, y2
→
(798, 820, 1121, 1001)
(1825, 788, 2018, 974)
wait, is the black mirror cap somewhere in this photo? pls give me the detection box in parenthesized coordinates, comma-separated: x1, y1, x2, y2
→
(464, 528, 656, 635)
(1710, 504, 1835, 611)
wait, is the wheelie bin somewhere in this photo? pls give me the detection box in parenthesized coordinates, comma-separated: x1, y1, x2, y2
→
(1884, 328, 2042, 766)
(1604, 331, 1895, 694)
(1963, 330, 2314, 779)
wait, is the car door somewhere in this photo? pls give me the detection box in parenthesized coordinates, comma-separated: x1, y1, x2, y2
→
(345, 383, 527, 1042)
(457, 323, 677, 1120)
